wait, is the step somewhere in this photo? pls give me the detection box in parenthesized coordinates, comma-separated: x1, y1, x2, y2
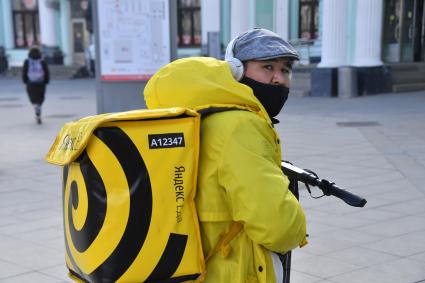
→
(392, 82, 425, 93)
(388, 62, 425, 72)
(392, 71, 425, 84)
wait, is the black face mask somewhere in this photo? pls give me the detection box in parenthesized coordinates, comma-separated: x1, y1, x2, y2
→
(240, 76, 289, 120)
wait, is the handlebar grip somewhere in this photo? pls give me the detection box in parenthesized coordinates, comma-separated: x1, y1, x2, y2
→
(326, 184, 367, 207)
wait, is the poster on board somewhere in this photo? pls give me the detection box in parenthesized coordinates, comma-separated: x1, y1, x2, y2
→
(98, 0, 170, 81)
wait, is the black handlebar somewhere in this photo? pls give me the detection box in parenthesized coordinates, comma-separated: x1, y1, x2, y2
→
(281, 161, 367, 208)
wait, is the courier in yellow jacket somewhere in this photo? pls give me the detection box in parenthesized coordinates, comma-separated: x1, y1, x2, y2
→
(144, 28, 307, 283)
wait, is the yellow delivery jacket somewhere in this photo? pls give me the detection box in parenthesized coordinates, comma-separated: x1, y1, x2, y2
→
(145, 57, 307, 283)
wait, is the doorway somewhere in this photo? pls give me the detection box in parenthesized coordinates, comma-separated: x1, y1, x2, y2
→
(383, 0, 425, 62)
(71, 19, 88, 65)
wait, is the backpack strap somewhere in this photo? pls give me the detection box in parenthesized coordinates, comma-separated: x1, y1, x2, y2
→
(205, 221, 243, 262)
(193, 221, 243, 283)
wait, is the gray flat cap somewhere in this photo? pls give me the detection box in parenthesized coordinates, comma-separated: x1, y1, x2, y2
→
(232, 28, 299, 61)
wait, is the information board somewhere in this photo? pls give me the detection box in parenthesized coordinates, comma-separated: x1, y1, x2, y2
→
(98, 0, 170, 81)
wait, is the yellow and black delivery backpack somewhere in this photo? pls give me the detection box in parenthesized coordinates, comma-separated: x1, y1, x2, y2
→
(45, 107, 224, 283)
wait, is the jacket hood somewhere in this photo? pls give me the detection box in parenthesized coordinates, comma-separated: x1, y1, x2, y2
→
(144, 57, 266, 115)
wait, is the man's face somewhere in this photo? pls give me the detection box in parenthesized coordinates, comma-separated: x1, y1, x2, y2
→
(244, 58, 292, 87)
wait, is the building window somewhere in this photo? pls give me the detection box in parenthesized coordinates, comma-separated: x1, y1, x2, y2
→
(177, 0, 201, 47)
(299, 0, 319, 40)
(12, 0, 40, 48)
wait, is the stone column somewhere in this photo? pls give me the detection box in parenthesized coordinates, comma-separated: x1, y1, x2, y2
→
(201, 0, 221, 54)
(312, 0, 348, 96)
(351, 0, 390, 95)
(38, 0, 63, 64)
(1, 0, 14, 49)
(60, 0, 72, 65)
(352, 0, 383, 66)
(317, 0, 348, 67)
(0, 0, 13, 70)
(230, 0, 254, 39)
(275, 0, 290, 40)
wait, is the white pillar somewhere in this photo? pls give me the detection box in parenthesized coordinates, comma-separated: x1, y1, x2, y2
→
(201, 0, 220, 44)
(275, 0, 290, 40)
(1, 0, 14, 49)
(230, 0, 254, 39)
(352, 0, 383, 66)
(60, 0, 72, 65)
(318, 0, 348, 67)
(38, 0, 58, 47)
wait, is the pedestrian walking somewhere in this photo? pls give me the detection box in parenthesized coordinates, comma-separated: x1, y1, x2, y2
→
(22, 47, 50, 124)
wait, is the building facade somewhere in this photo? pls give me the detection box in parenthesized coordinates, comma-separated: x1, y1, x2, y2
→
(1, 0, 424, 94)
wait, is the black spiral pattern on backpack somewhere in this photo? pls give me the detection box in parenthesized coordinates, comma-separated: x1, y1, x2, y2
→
(62, 127, 192, 283)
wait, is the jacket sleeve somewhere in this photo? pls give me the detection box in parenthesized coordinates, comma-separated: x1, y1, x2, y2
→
(42, 60, 50, 84)
(22, 60, 28, 84)
(218, 114, 307, 253)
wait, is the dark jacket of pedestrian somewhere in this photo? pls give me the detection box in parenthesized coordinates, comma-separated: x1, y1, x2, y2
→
(22, 47, 50, 124)
(22, 47, 50, 105)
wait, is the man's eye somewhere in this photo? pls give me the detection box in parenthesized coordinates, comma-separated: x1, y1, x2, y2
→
(264, 65, 273, 70)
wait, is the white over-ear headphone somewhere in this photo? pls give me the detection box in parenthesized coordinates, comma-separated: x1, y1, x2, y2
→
(225, 37, 244, 81)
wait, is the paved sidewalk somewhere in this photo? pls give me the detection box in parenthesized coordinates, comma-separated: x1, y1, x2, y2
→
(0, 78, 424, 283)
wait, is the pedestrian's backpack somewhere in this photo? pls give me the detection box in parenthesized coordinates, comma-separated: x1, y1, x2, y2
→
(45, 107, 242, 283)
(27, 58, 45, 83)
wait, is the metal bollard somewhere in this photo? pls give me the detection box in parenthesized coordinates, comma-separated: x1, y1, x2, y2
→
(338, 66, 358, 98)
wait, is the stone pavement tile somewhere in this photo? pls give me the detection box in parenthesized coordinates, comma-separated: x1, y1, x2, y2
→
(0, 259, 32, 279)
(357, 216, 425, 238)
(12, 227, 63, 244)
(409, 252, 425, 263)
(0, 234, 35, 253)
(385, 154, 425, 190)
(325, 247, 398, 268)
(348, 207, 406, 222)
(360, 128, 405, 154)
(338, 171, 406, 190)
(304, 221, 340, 235)
(292, 247, 316, 263)
(363, 230, 425, 257)
(41, 235, 65, 252)
(313, 228, 382, 245)
(16, 208, 61, 222)
(304, 209, 377, 230)
(39, 264, 71, 282)
(290, 270, 324, 283)
(0, 215, 21, 227)
(0, 189, 56, 208)
(348, 192, 416, 210)
(0, 216, 62, 236)
(329, 258, 425, 283)
(307, 199, 372, 215)
(0, 199, 60, 217)
(333, 154, 396, 170)
(0, 242, 64, 270)
(378, 187, 425, 203)
(0, 271, 66, 283)
(291, 255, 361, 279)
(378, 198, 425, 215)
(322, 142, 383, 158)
(350, 178, 416, 197)
(303, 228, 381, 256)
